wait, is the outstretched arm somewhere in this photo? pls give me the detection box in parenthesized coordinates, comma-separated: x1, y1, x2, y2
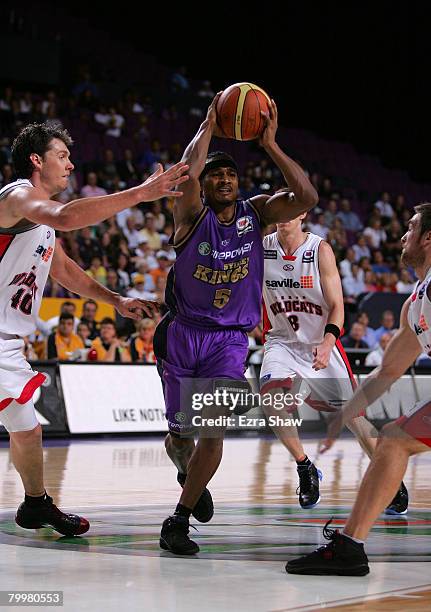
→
(312, 241, 344, 370)
(4, 162, 188, 231)
(172, 93, 224, 241)
(250, 100, 318, 225)
(50, 241, 158, 320)
(321, 297, 421, 451)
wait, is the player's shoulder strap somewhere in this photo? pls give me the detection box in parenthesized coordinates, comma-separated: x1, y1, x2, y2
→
(0, 179, 39, 235)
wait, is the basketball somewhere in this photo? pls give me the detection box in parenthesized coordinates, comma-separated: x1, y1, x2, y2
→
(216, 82, 271, 141)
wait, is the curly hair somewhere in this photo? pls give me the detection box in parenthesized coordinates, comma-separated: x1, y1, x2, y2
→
(11, 122, 73, 178)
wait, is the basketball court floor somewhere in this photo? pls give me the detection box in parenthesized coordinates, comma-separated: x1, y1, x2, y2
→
(0, 435, 430, 611)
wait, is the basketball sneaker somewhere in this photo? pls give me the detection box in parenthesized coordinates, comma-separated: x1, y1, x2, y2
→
(384, 481, 409, 515)
(160, 515, 199, 555)
(297, 463, 322, 509)
(15, 494, 89, 536)
(177, 472, 214, 523)
(286, 519, 369, 576)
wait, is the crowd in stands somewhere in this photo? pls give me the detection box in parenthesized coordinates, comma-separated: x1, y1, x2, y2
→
(0, 71, 428, 366)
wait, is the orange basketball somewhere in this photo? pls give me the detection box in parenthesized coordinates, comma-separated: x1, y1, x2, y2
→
(216, 82, 271, 141)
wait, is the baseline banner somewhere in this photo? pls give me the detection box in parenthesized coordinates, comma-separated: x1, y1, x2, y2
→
(60, 364, 168, 434)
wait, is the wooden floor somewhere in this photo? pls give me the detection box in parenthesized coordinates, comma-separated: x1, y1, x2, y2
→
(0, 435, 430, 611)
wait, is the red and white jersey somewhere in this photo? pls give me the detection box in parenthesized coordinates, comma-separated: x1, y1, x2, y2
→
(408, 268, 431, 355)
(0, 180, 55, 337)
(262, 231, 329, 344)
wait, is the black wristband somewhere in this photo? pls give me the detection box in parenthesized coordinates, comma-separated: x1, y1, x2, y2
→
(324, 324, 340, 340)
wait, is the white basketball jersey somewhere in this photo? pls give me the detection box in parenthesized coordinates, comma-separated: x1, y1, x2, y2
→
(407, 268, 431, 355)
(0, 180, 55, 337)
(262, 232, 329, 344)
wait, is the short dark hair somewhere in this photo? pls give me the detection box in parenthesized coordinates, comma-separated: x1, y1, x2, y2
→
(83, 299, 98, 310)
(200, 151, 238, 180)
(414, 203, 431, 237)
(11, 122, 73, 178)
(100, 317, 116, 328)
(61, 301, 75, 311)
(59, 312, 74, 323)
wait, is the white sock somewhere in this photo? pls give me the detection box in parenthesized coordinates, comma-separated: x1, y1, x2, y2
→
(342, 531, 365, 545)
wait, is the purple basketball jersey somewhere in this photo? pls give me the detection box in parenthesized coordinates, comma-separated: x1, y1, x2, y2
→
(166, 200, 263, 331)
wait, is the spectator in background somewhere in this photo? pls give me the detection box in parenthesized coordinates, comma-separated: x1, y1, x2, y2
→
(151, 251, 171, 285)
(132, 262, 156, 292)
(365, 332, 392, 366)
(336, 198, 363, 232)
(85, 256, 107, 286)
(170, 66, 190, 94)
(363, 216, 387, 249)
(352, 234, 371, 261)
(374, 310, 396, 343)
(376, 272, 397, 292)
(90, 318, 131, 362)
(363, 270, 378, 292)
(396, 269, 416, 293)
(130, 318, 156, 363)
(151, 200, 166, 231)
(123, 216, 141, 250)
(81, 171, 107, 198)
(308, 213, 329, 239)
(77, 321, 92, 348)
(127, 274, 156, 300)
(80, 299, 99, 340)
(116, 252, 132, 289)
(47, 313, 84, 360)
(341, 322, 369, 349)
(0, 163, 14, 189)
(78, 226, 103, 268)
(339, 247, 356, 278)
(154, 275, 167, 304)
(342, 263, 366, 299)
(323, 199, 338, 227)
(43, 301, 80, 334)
(100, 149, 122, 190)
(383, 218, 403, 259)
(356, 311, 377, 349)
(371, 250, 391, 274)
(374, 191, 394, 221)
(139, 213, 162, 250)
(118, 149, 139, 185)
(105, 107, 125, 138)
(106, 268, 126, 296)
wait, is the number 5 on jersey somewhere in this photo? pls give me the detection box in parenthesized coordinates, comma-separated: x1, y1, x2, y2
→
(213, 288, 232, 309)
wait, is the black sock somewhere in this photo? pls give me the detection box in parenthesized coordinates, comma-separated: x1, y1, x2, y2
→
(177, 472, 187, 486)
(296, 455, 311, 467)
(174, 503, 192, 519)
(25, 491, 49, 507)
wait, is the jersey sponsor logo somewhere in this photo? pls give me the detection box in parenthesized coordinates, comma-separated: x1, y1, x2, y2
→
(300, 275, 313, 288)
(302, 249, 315, 263)
(265, 276, 314, 289)
(221, 239, 230, 246)
(198, 242, 211, 256)
(264, 249, 277, 260)
(193, 257, 249, 285)
(283, 264, 294, 271)
(210, 242, 254, 260)
(236, 215, 253, 237)
(34, 244, 54, 262)
(414, 314, 429, 336)
(269, 299, 323, 317)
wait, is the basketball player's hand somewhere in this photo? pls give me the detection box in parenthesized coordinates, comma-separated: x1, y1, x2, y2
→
(312, 341, 332, 370)
(206, 92, 226, 138)
(259, 99, 278, 147)
(114, 297, 160, 320)
(319, 411, 344, 453)
(138, 162, 189, 200)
